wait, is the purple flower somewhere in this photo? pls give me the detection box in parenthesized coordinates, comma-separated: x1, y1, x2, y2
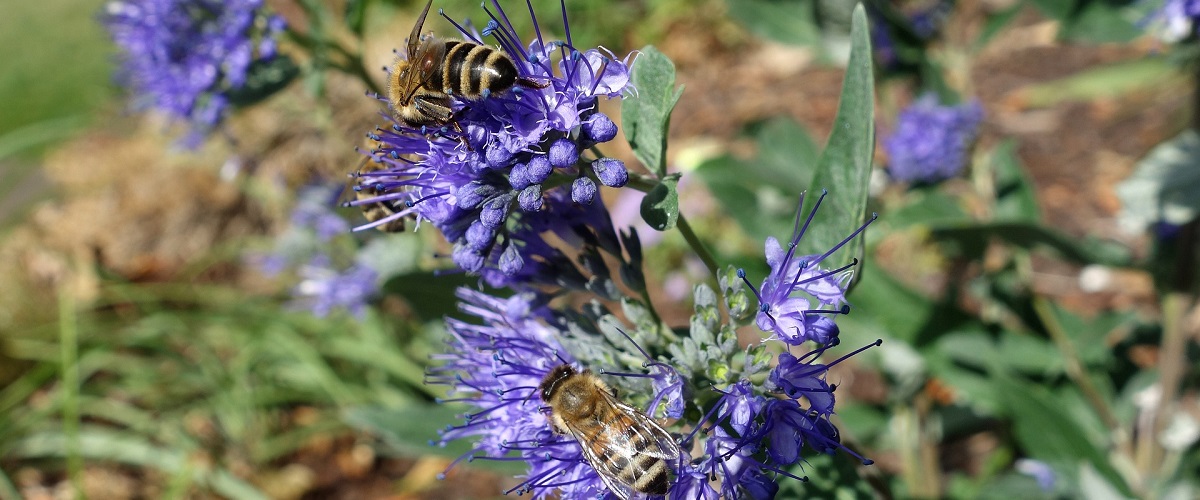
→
(291, 257, 377, 318)
(769, 351, 836, 415)
(648, 364, 685, 419)
(739, 191, 875, 345)
(1015, 458, 1058, 492)
(719, 381, 767, 436)
(762, 399, 835, 465)
(670, 465, 720, 500)
(291, 185, 350, 242)
(104, 0, 285, 144)
(1150, 0, 1200, 42)
(350, 1, 634, 281)
(431, 286, 883, 498)
(883, 94, 984, 183)
(428, 288, 614, 499)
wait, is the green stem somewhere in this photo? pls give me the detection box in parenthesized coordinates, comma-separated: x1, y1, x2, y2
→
(627, 173, 720, 279)
(58, 289, 83, 500)
(1141, 293, 1191, 477)
(676, 215, 719, 279)
(1032, 297, 1124, 435)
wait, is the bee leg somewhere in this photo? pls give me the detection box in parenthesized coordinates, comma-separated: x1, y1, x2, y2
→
(450, 121, 470, 148)
(413, 95, 455, 123)
(517, 77, 551, 89)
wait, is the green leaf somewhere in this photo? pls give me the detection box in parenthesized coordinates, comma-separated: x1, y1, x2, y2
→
(1117, 130, 1200, 233)
(886, 189, 971, 229)
(225, 56, 300, 107)
(380, 270, 481, 321)
(1025, 0, 1075, 21)
(639, 176, 680, 231)
(726, 0, 821, 47)
(838, 260, 934, 344)
(693, 118, 819, 242)
(1058, 2, 1142, 43)
(776, 452, 874, 498)
(622, 46, 683, 176)
(344, 0, 368, 35)
(930, 221, 1132, 266)
(345, 404, 525, 474)
(796, 4, 875, 261)
(993, 376, 1132, 497)
(1018, 58, 1181, 109)
(991, 140, 1041, 222)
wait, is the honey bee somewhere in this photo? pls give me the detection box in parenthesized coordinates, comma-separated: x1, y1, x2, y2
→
(352, 157, 408, 232)
(387, 0, 544, 128)
(539, 365, 682, 499)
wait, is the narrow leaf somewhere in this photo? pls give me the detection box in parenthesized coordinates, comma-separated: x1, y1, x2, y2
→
(991, 140, 1041, 222)
(796, 4, 875, 261)
(622, 46, 684, 176)
(930, 221, 1132, 266)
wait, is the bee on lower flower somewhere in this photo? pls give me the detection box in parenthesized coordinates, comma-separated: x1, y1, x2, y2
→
(539, 365, 682, 499)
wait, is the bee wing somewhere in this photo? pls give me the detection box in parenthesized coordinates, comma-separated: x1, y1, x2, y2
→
(609, 398, 684, 462)
(408, 0, 433, 58)
(560, 418, 635, 500)
(559, 392, 684, 499)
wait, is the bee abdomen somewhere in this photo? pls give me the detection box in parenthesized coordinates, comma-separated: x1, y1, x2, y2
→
(628, 456, 671, 495)
(440, 41, 518, 98)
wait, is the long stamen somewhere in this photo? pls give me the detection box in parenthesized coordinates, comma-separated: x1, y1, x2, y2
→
(680, 397, 727, 447)
(737, 268, 765, 302)
(522, 0, 546, 54)
(779, 190, 818, 272)
(439, 9, 484, 44)
(811, 213, 878, 267)
(790, 258, 858, 293)
(559, 0, 572, 47)
(483, 2, 529, 63)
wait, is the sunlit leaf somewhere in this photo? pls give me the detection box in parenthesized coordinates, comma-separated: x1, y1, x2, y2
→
(1117, 130, 1200, 233)
(622, 46, 683, 176)
(796, 4, 874, 261)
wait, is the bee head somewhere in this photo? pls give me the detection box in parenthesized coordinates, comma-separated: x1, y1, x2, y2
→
(539, 364, 576, 402)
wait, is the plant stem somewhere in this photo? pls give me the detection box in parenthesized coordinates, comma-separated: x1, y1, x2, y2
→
(1031, 297, 1123, 434)
(676, 215, 719, 278)
(628, 173, 720, 279)
(1141, 293, 1192, 476)
(58, 289, 83, 500)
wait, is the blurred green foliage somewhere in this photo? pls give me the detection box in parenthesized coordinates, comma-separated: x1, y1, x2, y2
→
(0, 0, 115, 155)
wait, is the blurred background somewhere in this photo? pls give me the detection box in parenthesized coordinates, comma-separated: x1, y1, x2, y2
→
(1, 0, 1197, 498)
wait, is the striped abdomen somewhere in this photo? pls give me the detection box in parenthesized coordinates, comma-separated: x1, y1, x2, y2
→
(429, 41, 518, 99)
(596, 414, 673, 495)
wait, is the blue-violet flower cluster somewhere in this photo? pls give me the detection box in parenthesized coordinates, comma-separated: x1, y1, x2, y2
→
(883, 94, 984, 184)
(105, 0, 284, 144)
(256, 185, 379, 318)
(431, 193, 880, 499)
(348, 0, 633, 283)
